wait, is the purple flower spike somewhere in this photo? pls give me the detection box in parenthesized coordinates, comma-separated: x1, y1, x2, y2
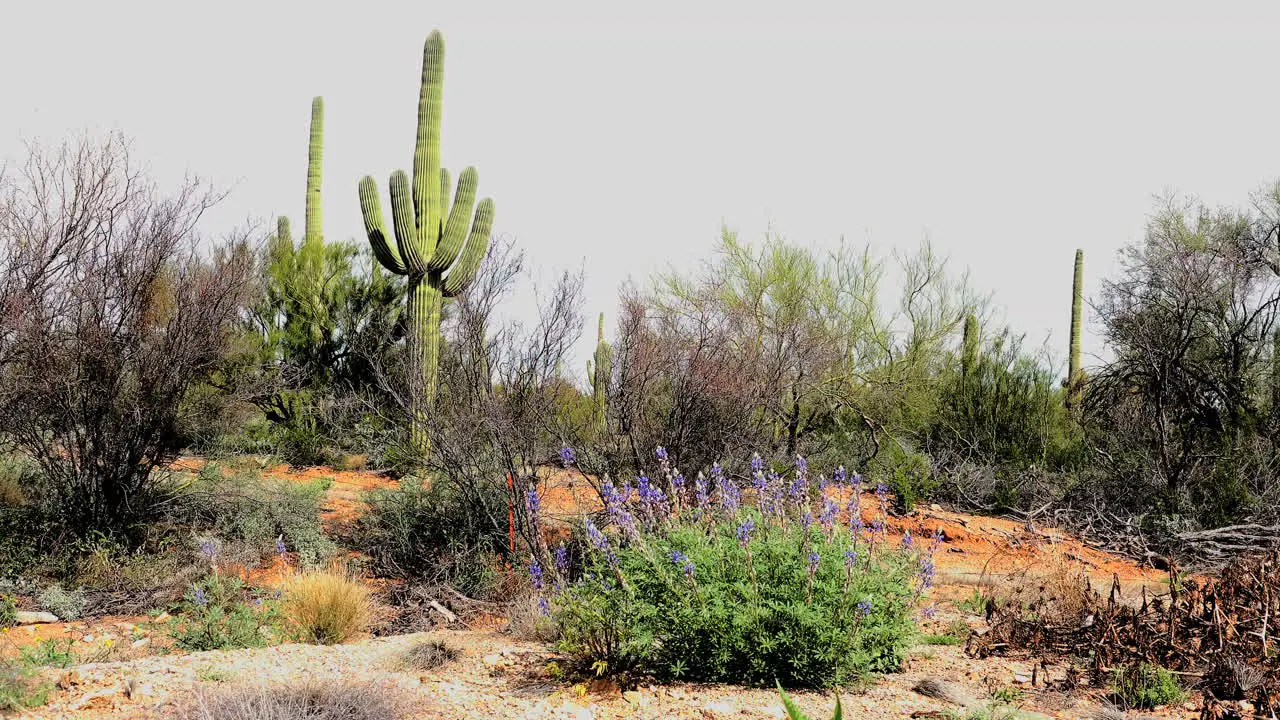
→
(655, 446, 669, 462)
(275, 537, 287, 556)
(525, 485, 542, 526)
(529, 556, 546, 591)
(833, 466, 848, 485)
(856, 598, 873, 616)
(199, 539, 217, 561)
(843, 549, 858, 568)
(559, 446, 576, 467)
(669, 550, 695, 578)
(807, 551, 820, 573)
(193, 587, 209, 607)
(736, 517, 755, 548)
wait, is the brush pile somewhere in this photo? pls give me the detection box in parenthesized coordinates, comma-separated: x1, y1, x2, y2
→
(967, 550, 1280, 717)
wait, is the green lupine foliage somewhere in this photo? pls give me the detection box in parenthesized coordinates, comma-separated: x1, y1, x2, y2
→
(358, 30, 497, 451)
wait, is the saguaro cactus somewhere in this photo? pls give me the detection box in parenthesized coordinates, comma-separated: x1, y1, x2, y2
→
(1066, 249, 1084, 409)
(358, 31, 496, 450)
(588, 312, 612, 431)
(961, 313, 978, 384)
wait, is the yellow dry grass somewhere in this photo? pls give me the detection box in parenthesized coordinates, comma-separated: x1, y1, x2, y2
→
(281, 566, 373, 645)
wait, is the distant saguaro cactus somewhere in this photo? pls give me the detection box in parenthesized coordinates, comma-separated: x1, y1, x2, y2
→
(357, 30, 496, 450)
(961, 313, 979, 383)
(1066, 249, 1084, 409)
(588, 312, 612, 431)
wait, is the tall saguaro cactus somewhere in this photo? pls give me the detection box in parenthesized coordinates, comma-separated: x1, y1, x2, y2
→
(588, 312, 612, 431)
(961, 313, 979, 384)
(358, 31, 496, 450)
(1066, 249, 1084, 409)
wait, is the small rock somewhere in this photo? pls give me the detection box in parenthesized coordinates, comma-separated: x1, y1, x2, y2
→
(57, 671, 80, 690)
(1013, 673, 1032, 684)
(930, 504, 942, 511)
(702, 700, 737, 717)
(132, 638, 150, 649)
(81, 634, 96, 643)
(14, 611, 59, 624)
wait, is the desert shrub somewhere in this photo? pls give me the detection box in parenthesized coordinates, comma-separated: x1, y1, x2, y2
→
(0, 594, 16, 628)
(401, 639, 460, 671)
(546, 454, 932, 689)
(870, 445, 934, 512)
(182, 464, 335, 568)
(167, 575, 281, 651)
(354, 478, 504, 595)
(1111, 662, 1186, 709)
(280, 569, 372, 645)
(0, 659, 50, 713)
(37, 584, 86, 621)
(0, 456, 38, 508)
(178, 681, 408, 720)
(506, 591, 561, 642)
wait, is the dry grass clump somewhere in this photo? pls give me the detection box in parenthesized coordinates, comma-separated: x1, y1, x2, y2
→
(505, 592, 559, 642)
(179, 681, 408, 720)
(999, 544, 1093, 626)
(400, 638, 460, 671)
(281, 568, 373, 645)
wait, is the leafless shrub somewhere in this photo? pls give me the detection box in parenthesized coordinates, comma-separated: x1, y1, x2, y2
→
(0, 133, 254, 541)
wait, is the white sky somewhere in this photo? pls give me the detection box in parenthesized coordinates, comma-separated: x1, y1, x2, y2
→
(5, 0, 1280, 376)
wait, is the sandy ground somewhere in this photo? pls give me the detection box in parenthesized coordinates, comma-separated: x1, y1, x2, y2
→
(1, 460, 1192, 718)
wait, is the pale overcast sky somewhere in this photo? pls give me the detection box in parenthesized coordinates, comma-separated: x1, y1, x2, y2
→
(5, 0, 1280, 376)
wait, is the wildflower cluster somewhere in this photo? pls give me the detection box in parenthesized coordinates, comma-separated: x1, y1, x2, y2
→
(544, 447, 940, 689)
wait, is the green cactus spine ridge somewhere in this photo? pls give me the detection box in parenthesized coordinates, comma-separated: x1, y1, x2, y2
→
(1067, 249, 1084, 409)
(961, 313, 979, 384)
(358, 30, 497, 451)
(591, 312, 612, 431)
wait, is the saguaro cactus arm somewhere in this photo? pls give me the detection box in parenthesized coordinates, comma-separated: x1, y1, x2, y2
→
(358, 177, 406, 274)
(429, 167, 479, 272)
(441, 198, 495, 297)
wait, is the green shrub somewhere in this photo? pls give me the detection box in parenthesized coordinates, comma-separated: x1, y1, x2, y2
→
(183, 464, 335, 568)
(354, 478, 504, 596)
(548, 458, 931, 689)
(1111, 662, 1186, 709)
(37, 584, 86, 621)
(0, 594, 16, 628)
(166, 575, 281, 652)
(0, 659, 50, 713)
(870, 445, 934, 512)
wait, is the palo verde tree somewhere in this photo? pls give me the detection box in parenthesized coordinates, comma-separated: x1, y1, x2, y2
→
(359, 30, 496, 451)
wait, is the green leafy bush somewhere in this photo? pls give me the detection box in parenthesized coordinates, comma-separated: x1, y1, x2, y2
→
(1111, 662, 1186, 709)
(0, 594, 16, 628)
(354, 478, 504, 596)
(19, 639, 76, 669)
(547, 455, 933, 689)
(166, 575, 281, 652)
(183, 464, 335, 568)
(37, 584, 86, 621)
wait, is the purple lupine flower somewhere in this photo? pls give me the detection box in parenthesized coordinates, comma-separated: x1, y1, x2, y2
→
(920, 604, 938, 620)
(585, 519, 618, 566)
(847, 490, 863, 532)
(751, 467, 769, 510)
(636, 475, 666, 509)
(529, 556, 545, 592)
(537, 595, 551, 616)
(655, 446, 669, 462)
(766, 471, 784, 516)
(736, 517, 755, 548)
(669, 550, 695, 579)
(901, 531, 914, 549)
(870, 519, 885, 535)
(199, 539, 217, 560)
(801, 511, 814, 533)
(193, 587, 209, 607)
(525, 485, 542, 526)
(559, 446, 576, 467)
(820, 499, 838, 532)
(751, 453, 765, 474)
(275, 537, 287, 556)
(816, 474, 829, 494)
(601, 480, 638, 537)
(856, 598, 873, 616)
(833, 466, 848, 486)
(719, 479, 741, 514)
(554, 544, 570, 578)
(694, 472, 710, 516)
(874, 482, 890, 507)
(671, 472, 687, 494)
(710, 462, 725, 486)
(252, 597, 263, 607)
(850, 472, 863, 490)
(918, 555, 937, 590)
(795, 455, 808, 478)
(807, 551, 821, 573)
(929, 528, 945, 553)
(843, 549, 859, 568)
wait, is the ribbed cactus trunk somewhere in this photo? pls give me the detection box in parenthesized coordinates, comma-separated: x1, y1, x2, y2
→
(1066, 249, 1084, 409)
(359, 30, 496, 455)
(302, 97, 325, 346)
(961, 313, 978, 384)
(590, 312, 612, 432)
(1272, 329, 1280, 417)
